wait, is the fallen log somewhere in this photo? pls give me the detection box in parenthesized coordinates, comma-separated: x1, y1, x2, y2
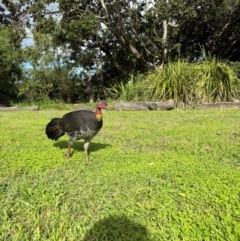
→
(73, 105, 95, 111)
(114, 100, 174, 111)
(0, 105, 39, 111)
(195, 102, 240, 109)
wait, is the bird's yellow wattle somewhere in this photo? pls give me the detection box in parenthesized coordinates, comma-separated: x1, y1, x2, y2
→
(95, 113, 102, 119)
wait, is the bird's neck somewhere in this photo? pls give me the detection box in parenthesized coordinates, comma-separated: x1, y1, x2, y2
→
(95, 108, 102, 120)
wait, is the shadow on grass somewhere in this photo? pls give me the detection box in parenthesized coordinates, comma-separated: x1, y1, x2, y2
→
(82, 214, 152, 241)
(53, 140, 111, 154)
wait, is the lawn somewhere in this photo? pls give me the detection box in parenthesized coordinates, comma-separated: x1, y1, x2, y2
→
(0, 108, 240, 240)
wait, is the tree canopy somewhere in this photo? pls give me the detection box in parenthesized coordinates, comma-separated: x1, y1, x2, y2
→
(0, 0, 240, 104)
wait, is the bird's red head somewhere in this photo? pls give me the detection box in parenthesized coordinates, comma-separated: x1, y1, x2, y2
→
(96, 100, 108, 110)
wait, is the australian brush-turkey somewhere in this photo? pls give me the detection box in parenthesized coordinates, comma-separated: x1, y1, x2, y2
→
(45, 100, 108, 162)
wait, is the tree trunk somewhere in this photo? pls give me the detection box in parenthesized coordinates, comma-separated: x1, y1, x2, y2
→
(0, 106, 39, 111)
(114, 101, 174, 111)
(195, 102, 240, 109)
(159, 20, 168, 70)
(88, 75, 94, 103)
(99, 0, 147, 69)
(98, 48, 106, 100)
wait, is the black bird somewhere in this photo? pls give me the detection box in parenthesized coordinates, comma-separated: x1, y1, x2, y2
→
(45, 100, 108, 162)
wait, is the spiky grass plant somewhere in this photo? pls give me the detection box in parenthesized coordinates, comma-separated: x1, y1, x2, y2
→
(109, 74, 144, 101)
(195, 57, 240, 103)
(135, 60, 199, 107)
(131, 58, 240, 107)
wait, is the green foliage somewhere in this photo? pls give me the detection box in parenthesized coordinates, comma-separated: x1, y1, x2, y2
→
(20, 32, 84, 104)
(230, 62, 240, 79)
(125, 58, 240, 107)
(0, 109, 240, 240)
(195, 58, 239, 103)
(134, 60, 194, 105)
(109, 74, 144, 101)
(20, 68, 54, 103)
(20, 0, 240, 90)
(1, 0, 240, 104)
(0, 27, 23, 106)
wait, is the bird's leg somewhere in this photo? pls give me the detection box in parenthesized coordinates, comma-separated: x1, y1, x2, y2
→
(84, 141, 90, 163)
(66, 139, 73, 159)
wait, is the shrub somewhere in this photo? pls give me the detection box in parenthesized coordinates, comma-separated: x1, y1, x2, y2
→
(115, 58, 240, 107)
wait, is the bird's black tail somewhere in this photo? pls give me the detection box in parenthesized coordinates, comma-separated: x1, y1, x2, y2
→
(45, 118, 65, 141)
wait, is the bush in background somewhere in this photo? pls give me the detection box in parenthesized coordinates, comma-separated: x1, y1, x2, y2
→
(111, 58, 240, 108)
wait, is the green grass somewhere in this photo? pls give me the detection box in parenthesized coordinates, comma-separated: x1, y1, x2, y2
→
(0, 108, 240, 240)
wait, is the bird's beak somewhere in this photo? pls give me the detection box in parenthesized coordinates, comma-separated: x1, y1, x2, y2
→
(105, 106, 109, 110)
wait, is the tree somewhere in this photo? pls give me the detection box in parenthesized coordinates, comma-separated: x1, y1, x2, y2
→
(0, 0, 28, 105)
(165, 0, 240, 61)
(0, 27, 23, 105)
(35, 0, 240, 70)
(1, 0, 240, 104)
(20, 31, 84, 103)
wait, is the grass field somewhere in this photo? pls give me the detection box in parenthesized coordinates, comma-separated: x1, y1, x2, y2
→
(0, 108, 240, 240)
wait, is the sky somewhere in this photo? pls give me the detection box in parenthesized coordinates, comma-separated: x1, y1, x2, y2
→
(22, 34, 35, 48)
